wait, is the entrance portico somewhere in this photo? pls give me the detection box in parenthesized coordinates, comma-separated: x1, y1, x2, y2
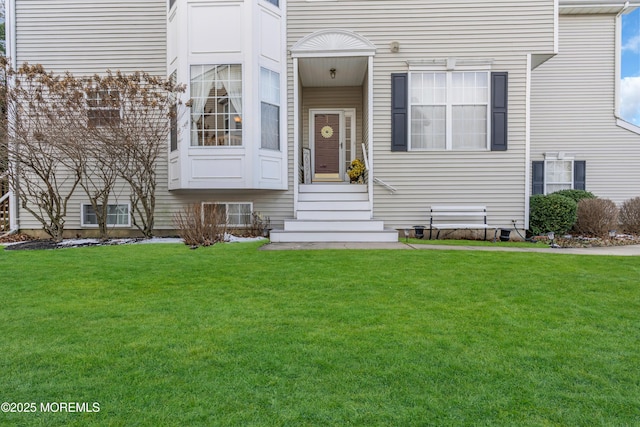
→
(290, 29, 376, 211)
(270, 30, 397, 242)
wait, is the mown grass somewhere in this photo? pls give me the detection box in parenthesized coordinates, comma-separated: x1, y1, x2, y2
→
(403, 237, 541, 247)
(1, 242, 639, 426)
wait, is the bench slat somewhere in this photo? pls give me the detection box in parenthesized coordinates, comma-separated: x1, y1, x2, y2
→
(430, 206, 486, 212)
(430, 212, 487, 217)
(432, 224, 492, 229)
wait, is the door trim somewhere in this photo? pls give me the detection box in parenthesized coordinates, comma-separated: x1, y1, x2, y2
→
(309, 109, 356, 182)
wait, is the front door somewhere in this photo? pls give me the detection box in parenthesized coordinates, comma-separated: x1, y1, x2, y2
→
(312, 112, 342, 181)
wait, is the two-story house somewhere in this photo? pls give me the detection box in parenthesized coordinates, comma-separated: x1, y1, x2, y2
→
(2, 0, 638, 242)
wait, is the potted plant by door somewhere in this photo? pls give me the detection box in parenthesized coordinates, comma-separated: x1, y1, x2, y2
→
(348, 159, 365, 184)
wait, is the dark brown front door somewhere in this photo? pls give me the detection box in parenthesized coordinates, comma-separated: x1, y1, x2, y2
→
(314, 113, 340, 180)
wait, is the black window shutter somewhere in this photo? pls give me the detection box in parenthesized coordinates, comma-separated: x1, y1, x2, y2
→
(391, 73, 408, 152)
(532, 161, 544, 194)
(491, 72, 508, 151)
(574, 161, 586, 190)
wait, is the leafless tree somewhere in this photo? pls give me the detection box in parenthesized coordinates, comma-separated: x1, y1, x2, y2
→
(0, 60, 84, 241)
(84, 71, 185, 238)
(1, 59, 184, 240)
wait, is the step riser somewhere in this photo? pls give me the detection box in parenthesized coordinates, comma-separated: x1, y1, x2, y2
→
(269, 231, 399, 243)
(297, 211, 371, 220)
(299, 184, 367, 194)
(298, 201, 370, 211)
(298, 193, 369, 202)
(284, 220, 385, 232)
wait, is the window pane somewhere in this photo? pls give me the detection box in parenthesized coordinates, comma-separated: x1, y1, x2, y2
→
(106, 205, 129, 225)
(265, 0, 279, 6)
(411, 73, 446, 105)
(547, 184, 572, 193)
(411, 106, 446, 149)
(190, 65, 243, 146)
(87, 89, 120, 127)
(83, 205, 97, 225)
(261, 102, 280, 150)
(545, 160, 573, 191)
(227, 203, 252, 226)
(260, 67, 280, 105)
(452, 106, 487, 150)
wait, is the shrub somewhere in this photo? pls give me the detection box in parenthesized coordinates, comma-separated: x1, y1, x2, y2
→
(620, 197, 640, 234)
(529, 194, 577, 235)
(173, 203, 228, 247)
(235, 211, 271, 238)
(551, 189, 596, 203)
(573, 198, 618, 237)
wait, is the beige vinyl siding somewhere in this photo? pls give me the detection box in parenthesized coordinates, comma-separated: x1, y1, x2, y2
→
(531, 14, 640, 204)
(14, 0, 169, 233)
(288, 0, 555, 230)
(302, 86, 363, 158)
(14, 0, 295, 236)
(15, 0, 166, 74)
(287, 1, 556, 55)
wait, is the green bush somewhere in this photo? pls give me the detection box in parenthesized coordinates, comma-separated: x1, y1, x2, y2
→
(529, 194, 577, 235)
(551, 189, 596, 203)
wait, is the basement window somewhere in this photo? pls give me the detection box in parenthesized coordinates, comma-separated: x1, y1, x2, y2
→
(81, 204, 130, 227)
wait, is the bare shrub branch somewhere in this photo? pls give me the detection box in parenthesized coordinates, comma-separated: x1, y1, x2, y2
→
(574, 198, 619, 237)
(1, 59, 84, 241)
(173, 203, 228, 247)
(1, 59, 185, 240)
(620, 197, 640, 234)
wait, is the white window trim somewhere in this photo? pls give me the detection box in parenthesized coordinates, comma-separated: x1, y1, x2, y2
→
(407, 58, 494, 72)
(408, 70, 491, 151)
(201, 202, 253, 227)
(543, 152, 575, 195)
(80, 203, 131, 228)
(260, 66, 281, 151)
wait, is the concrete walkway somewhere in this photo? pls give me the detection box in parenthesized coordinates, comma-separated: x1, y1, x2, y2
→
(260, 241, 640, 256)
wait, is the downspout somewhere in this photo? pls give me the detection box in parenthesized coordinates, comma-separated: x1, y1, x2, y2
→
(6, 0, 19, 233)
(614, 1, 630, 119)
(525, 54, 532, 232)
(292, 57, 299, 217)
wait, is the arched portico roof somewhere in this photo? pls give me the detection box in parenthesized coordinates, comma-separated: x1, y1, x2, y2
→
(291, 29, 376, 58)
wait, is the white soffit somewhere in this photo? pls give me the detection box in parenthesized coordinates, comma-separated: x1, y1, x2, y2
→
(559, 0, 640, 14)
(292, 29, 375, 87)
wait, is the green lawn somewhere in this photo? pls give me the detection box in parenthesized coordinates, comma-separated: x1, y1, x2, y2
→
(1, 242, 639, 426)
(404, 237, 542, 247)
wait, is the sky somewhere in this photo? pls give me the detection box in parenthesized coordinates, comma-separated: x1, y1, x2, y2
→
(621, 8, 640, 126)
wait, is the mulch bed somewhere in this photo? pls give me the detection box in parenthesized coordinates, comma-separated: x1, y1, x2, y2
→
(533, 233, 640, 248)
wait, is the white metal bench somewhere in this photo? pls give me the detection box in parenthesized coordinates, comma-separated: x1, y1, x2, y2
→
(428, 206, 498, 240)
